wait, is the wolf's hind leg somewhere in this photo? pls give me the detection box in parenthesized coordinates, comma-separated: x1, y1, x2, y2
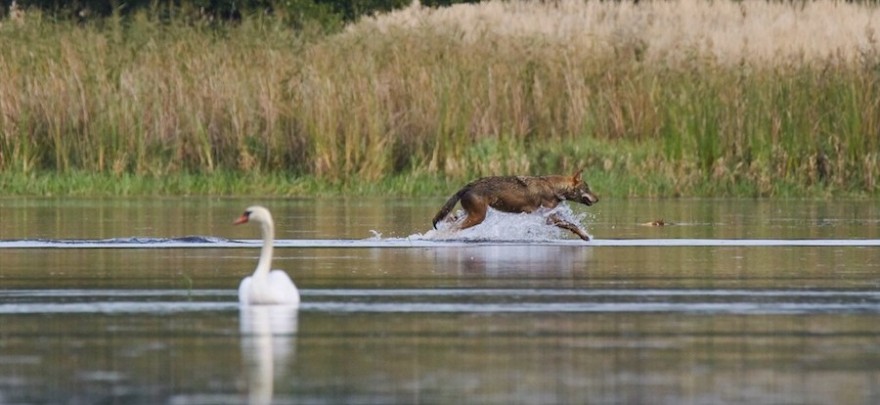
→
(459, 212, 487, 230)
(547, 213, 591, 241)
(458, 195, 488, 230)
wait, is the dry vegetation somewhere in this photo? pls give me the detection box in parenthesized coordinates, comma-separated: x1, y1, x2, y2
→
(1, 0, 879, 196)
(363, 0, 880, 66)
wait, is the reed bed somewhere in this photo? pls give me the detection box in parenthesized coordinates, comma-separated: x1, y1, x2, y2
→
(1, 0, 879, 196)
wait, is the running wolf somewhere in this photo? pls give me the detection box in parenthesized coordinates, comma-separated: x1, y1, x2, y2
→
(432, 170, 598, 241)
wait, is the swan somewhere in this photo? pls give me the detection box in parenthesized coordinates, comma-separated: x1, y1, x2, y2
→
(234, 206, 300, 306)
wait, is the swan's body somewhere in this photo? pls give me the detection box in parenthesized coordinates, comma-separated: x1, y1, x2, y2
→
(235, 206, 300, 306)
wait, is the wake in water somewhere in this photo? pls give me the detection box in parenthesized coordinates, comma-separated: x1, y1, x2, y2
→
(388, 204, 594, 242)
(7, 235, 232, 245)
(0, 236, 237, 249)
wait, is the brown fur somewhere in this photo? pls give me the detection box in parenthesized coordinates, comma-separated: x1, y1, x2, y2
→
(432, 170, 598, 241)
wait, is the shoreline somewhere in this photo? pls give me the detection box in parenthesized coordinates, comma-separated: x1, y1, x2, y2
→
(0, 170, 860, 199)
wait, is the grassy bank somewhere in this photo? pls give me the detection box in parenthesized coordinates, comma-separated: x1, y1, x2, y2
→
(0, 170, 439, 196)
(1, 1, 879, 197)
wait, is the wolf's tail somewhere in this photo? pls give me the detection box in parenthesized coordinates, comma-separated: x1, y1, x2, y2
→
(432, 190, 464, 229)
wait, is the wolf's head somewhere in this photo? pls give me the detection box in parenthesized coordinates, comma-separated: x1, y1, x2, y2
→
(564, 170, 598, 206)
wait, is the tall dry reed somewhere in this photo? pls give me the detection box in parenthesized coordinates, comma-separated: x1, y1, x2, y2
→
(1, 1, 878, 196)
(0, 12, 309, 176)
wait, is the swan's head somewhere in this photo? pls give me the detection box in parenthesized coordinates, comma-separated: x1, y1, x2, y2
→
(234, 205, 273, 226)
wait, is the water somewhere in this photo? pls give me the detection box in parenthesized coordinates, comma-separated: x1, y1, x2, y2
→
(1, 198, 880, 404)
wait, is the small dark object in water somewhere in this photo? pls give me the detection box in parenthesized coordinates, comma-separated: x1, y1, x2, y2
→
(641, 219, 672, 227)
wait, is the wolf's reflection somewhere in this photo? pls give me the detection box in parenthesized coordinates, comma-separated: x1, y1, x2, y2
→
(239, 305, 299, 405)
(415, 245, 592, 276)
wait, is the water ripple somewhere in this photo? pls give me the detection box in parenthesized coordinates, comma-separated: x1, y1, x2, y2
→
(1, 289, 878, 315)
(1, 238, 879, 249)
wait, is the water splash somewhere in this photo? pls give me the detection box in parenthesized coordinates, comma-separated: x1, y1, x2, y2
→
(407, 204, 592, 242)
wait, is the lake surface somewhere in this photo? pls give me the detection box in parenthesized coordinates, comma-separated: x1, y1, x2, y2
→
(1, 197, 879, 404)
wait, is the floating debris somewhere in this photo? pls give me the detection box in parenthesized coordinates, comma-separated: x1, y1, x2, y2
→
(641, 219, 672, 227)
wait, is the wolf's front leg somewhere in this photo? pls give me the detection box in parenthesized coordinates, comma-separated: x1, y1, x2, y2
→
(547, 214, 591, 241)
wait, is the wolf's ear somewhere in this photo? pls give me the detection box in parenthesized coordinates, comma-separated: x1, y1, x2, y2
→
(572, 169, 583, 184)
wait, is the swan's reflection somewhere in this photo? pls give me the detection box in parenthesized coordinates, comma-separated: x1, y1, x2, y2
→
(239, 305, 299, 405)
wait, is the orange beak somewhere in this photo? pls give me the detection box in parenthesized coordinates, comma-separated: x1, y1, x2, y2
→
(233, 214, 249, 225)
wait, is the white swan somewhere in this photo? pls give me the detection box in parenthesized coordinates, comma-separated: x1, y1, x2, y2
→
(234, 206, 300, 306)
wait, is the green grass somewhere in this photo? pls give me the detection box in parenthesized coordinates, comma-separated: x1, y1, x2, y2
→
(0, 169, 455, 197)
(1, 4, 879, 198)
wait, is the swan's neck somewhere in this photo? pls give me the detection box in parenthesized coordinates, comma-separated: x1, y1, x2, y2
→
(253, 219, 274, 279)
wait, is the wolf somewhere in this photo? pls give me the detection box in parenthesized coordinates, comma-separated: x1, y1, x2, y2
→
(432, 170, 598, 241)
